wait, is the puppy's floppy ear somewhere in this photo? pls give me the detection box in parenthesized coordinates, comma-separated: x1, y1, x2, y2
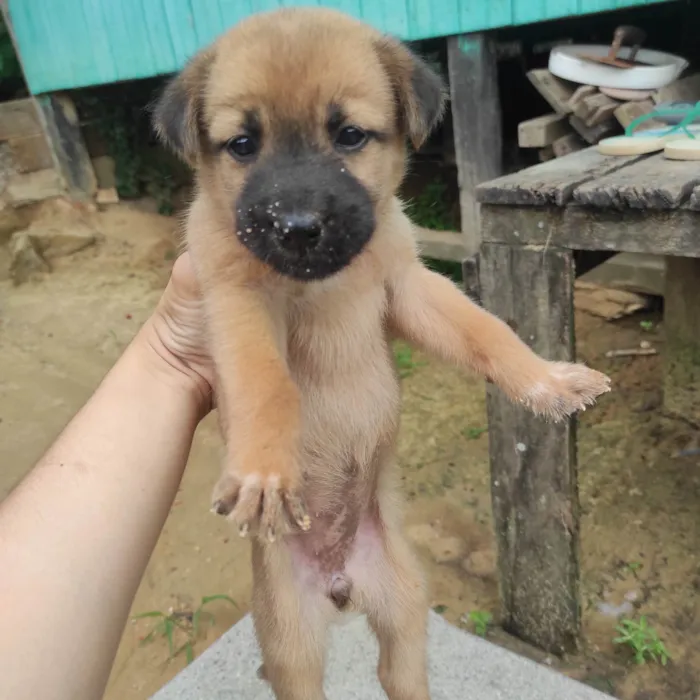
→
(374, 37, 447, 150)
(152, 48, 214, 163)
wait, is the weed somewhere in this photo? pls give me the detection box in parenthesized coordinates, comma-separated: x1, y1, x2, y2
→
(462, 426, 488, 441)
(624, 561, 643, 575)
(393, 342, 425, 378)
(406, 178, 454, 231)
(640, 320, 654, 332)
(464, 610, 493, 637)
(613, 616, 670, 666)
(134, 594, 238, 664)
(433, 604, 448, 615)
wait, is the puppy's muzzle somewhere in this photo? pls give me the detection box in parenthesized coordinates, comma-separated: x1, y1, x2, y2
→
(234, 150, 375, 281)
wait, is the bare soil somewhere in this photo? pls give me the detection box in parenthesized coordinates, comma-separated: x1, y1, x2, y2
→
(1, 200, 698, 700)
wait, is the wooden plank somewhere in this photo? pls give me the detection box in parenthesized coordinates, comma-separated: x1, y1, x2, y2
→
(552, 133, 585, 158)
(526, 69, 576, 115)
(414, 226, 469, 262)
(664, 257, 700, 426)
(476, 147, 645, 207)
(34, 93, 97, 201)
(567, 85, 597, 114)
(447, 32, 502, 249)
(481, 204, 700, 258)
(7, 133, 53, 173)
(569, 115, 618, 144)
(479, 239, 579, 655)
(573, 154, 700, 210)
(461, 253, 480, 304)
(0, 98, 42, 140)
(518, 113, 569, 148)
(581, 93, 620, 127)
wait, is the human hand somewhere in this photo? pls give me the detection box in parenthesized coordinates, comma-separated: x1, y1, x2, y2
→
(138, 252, 214, 414)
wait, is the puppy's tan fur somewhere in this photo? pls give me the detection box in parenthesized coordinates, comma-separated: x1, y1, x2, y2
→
(154, 8, 610, 699)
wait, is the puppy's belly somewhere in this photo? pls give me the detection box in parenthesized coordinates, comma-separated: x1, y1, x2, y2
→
(286, 509, 385, 616)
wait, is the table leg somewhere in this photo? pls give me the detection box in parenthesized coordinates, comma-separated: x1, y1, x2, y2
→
(664, 256, 700, 426)
(479, 241, 580, 655)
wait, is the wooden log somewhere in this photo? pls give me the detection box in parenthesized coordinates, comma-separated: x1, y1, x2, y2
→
(479, 239, 580, 655)
(552, 133, 585, 158)
(526, 69, 576, 114)
(414, 226, 469, 262)
(34, 93, 97, 200)
(569, 115, 619, 144)
(448, 33, 502, 250)
(664, 257, 700, 426)
(518, 113, 569, 148)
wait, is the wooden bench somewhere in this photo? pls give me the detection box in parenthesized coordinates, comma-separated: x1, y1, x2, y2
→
(475, 147, 700, 654)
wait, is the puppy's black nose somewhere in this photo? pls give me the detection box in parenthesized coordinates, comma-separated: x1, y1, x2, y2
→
(275, 211, 324, 254)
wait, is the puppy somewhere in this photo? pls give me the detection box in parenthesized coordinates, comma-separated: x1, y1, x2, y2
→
(153, 8, 610, 699)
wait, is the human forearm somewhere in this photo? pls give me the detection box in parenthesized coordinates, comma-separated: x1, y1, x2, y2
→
(0, 326, 207, 700)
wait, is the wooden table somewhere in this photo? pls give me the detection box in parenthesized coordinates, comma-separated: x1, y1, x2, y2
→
(474, 147, 700, 656)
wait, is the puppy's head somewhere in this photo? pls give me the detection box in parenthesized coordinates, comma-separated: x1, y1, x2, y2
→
(153, 8, 446, 281)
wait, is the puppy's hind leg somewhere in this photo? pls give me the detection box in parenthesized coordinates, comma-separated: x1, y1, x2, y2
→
(365, 518, 431, 700)
(252, 544, 328, 700)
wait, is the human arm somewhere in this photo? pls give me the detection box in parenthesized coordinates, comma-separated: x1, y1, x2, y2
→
(0, 254, 213, 700)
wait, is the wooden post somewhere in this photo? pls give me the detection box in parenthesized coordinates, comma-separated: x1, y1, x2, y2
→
(1, 3, 96, 201)
(34, 94, 97, 201)
(447, 33, 502, 251)
(663, 256, 700, 426)
(479, 234, 580, 655)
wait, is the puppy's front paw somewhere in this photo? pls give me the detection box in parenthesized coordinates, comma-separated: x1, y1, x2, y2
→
(522, 361, 611, 422)
(211, 465, 310, 542)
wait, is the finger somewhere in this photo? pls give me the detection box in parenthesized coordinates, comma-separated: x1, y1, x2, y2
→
(284, 490, 311, 532)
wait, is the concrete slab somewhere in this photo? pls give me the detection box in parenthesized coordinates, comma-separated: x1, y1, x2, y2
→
(152, 612, 614, 700)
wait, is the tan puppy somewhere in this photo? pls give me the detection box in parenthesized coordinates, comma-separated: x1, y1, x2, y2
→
(153, 8, 610, 699)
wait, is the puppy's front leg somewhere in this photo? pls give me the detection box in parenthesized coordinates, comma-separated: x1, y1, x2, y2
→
(205, 283, 310, 539)
(388, 261, 610, 421)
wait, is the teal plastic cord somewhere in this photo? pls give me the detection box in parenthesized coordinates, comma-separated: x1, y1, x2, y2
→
(625, 101, 700, 138)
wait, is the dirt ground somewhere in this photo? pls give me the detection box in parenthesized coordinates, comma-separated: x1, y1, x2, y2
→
(1, 200, 699, 700)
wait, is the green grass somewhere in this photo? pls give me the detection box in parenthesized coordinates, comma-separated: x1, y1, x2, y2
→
(462, 426, 488, 441)
(393, 341, 425, 379)
(613, 616, 670, 666)
(134, 594, 238, 664)
(465, 610, 493, 637)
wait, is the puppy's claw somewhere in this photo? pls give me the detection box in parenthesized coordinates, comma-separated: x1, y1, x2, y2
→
(238, 522, 250, 538)
(284, 492, 311, 532)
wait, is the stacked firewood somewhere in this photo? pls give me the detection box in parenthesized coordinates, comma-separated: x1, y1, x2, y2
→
(518, 69, 700, 161)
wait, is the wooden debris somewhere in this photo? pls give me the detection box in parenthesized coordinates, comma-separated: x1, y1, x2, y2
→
(538, 146, 555, 162)
(582, 93, 620, 127)
(526, 69, 576, 114)
(605, 347, 658, 358)
(614, 99, 663, 130)
(569, 115, 619, 144)
(574, 281, 649, 320)
(568, 85, 597, 112)
(518, 113, 570, 148)
(653, 72, 700, 105)
(552, 133, 585, 158)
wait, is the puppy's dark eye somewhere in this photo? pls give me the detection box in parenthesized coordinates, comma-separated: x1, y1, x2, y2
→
(226, 135, 258, 161)
(334, 126, 368, 151)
